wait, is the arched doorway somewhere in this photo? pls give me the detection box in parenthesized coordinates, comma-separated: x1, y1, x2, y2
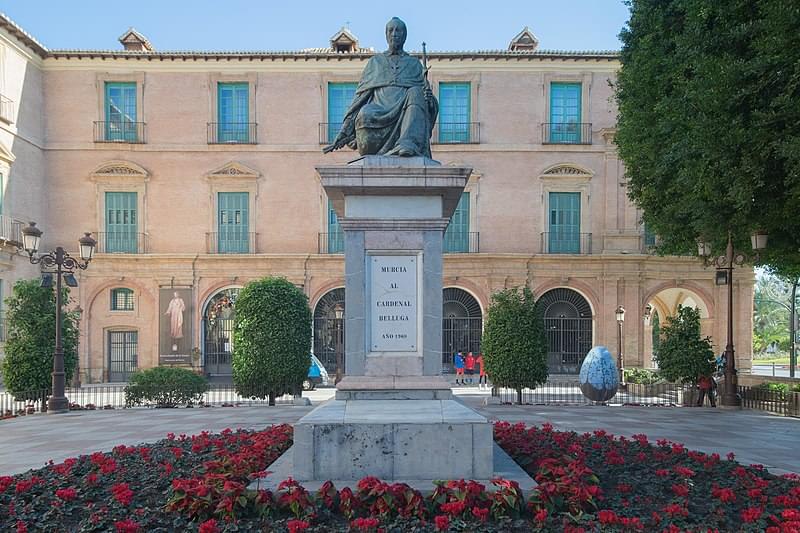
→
(442, 288, 483, 371)
(202, 287, 240, 377)
(539, 288, 593, 374)
(313, 288, 345, 375)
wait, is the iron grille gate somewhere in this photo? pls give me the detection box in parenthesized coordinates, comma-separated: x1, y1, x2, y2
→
(204, 318, 234, 376)
(313, 317, 344, 374)
(545, 317, 593, 374)
(442, 317, 483, 371)
(108, 330, 138, 382)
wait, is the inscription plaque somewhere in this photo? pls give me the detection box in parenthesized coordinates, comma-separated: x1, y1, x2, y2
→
(370, 255, 417, 352)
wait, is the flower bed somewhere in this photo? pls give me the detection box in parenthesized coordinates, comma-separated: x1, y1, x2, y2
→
(1, 422, 799, 532)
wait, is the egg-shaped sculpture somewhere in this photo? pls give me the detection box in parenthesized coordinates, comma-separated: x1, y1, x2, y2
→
(579, 346, 619, 402)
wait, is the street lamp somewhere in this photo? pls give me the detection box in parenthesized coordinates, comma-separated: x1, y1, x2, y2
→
(643, 304, 653, 327)
(615, 305, 625, 383)
(698, 229, 767, 408)
(333, 302, 344, 385)
(18, 223, 96, 413)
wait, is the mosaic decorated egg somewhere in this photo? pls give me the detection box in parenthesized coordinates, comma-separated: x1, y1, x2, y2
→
(579, 346, 619, 402)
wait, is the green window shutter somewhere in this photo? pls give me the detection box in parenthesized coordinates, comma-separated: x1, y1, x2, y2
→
(105, 192, 138, 253)
(327, 199, 343, 253)
(218, 83, 249, 142)
(444, 192, 470, 252)
(218, 192, 249, 253)
(548, 192, 581, 253)
(549, 83, 581, 143)
(438, 82, 471, 143)
(327, 83, 357, 143)
(104, 82, 137, 141)
(644, 225, 657, 248)
(111, 288, 135, 311)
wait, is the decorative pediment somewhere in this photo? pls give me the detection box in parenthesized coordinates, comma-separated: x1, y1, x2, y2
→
(509, 27, 539, 51)
(330, 27, 359, 53)
(539, 164, 593, 179)
(0, 141, 15, 164)
(90, 160, 149, 181)
(118, 28, 154, 52)
(205, 161, 260, 180)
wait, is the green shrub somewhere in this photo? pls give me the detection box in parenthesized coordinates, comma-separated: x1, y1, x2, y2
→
(232, 277, 312, 405)
(653, 306, 715, 385)
(482, 287, 548, 404)
(124, 367, 209, 408)
(1, 279, 78, 399)
(756, 382, 789, 394)
(623, 367, 663, 385)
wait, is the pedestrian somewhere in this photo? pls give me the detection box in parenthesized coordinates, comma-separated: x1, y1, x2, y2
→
(454, 351, 465, 385)
(696, 373, 716, 407)
(476, 352, 488, 389)
(465, 352, 475, 384)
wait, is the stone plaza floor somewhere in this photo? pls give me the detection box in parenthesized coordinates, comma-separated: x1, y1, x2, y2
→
(1, 388, 798, 476)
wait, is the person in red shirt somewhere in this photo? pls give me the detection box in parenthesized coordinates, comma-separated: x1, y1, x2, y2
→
(476, 353, 487, 389)
(465, 352, 475, 385)
(696, 374, 716, 407)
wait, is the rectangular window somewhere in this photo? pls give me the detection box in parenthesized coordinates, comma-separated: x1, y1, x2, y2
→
(111, 288, 135, 311)
(327, 199, 344, 253)
(108, 330, 138, 382)
(548, 192, 581, 253)
(217, 83, 250, 143)
(104, 82, 137, 142)
(549, 83, 582, 143)
(438, 82, 471, 143)
(327, 82, 357, 143)
(218, 192, 249, 253)
(105, 192, 138, 253)
(444, 192, 470, 252)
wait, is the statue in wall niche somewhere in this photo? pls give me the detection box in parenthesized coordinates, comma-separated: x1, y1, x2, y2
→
(323, 17, 438, 158)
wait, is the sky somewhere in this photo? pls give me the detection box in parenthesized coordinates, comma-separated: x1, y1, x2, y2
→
(0, 0, 630, 53)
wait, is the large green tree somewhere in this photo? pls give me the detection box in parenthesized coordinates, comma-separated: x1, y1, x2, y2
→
(616, 0, 800, 275)
(232, 277, 312, 405)
(481, 287, 548, 404)
(653, 306, 715, 384)
(1, 279, 79, 398)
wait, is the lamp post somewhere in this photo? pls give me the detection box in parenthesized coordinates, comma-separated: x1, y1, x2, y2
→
(18, 222, 96, 413)
(615, 305, 625, 384)
(333, 302, 344, 385)
(698, 229, 767, 408)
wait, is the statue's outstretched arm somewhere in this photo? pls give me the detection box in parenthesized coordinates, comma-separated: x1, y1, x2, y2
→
(323, 90, 372, 153)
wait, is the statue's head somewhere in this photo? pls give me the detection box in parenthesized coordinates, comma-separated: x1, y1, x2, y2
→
(385, 17, 407, 53)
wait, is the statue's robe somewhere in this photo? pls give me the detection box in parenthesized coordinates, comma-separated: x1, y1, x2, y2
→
(336, 51, 438, 157)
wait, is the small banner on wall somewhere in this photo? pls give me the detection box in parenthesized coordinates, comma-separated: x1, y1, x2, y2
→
(159, 288, 193, 365)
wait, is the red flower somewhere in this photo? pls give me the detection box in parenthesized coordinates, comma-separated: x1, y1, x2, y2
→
(534, 508, 548, 522)
(286, 519, 310, 533)
(741, 507, 762, 523)
(111, 482, 134, 506)
(672, 466, 695, 478)
(783, 509, 800, 521)
(663, 503, 688, 517)
(655, 469, 670, 477)
(114, 519, 140, 533)
(671, 484, 689, 497)
(55, 487, 78, 501)
(198, 519, 220, 533)
(726, 452, 735, 461)
(434, 515, 450, 531)
(471, 506, 489, 522)
(15, 521, 27, 533)
(351, 517, 380, 531)
(598, 509, 618, 524)
(712, 487, 736, 503)
(440, 501, 466, 516)
(86, 473, 98, 485)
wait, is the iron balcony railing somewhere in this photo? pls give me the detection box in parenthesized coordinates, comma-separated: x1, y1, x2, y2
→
(444, 231, 480, 253)
(542, 122, 592, 145)
(0, 94, 14, 123)
(318, 232, 344, 254)
(93, 121, 146, 143)
(0, 215, 23, 247)
(208, 122, 258, 144)
(540, 232, 592, 254)
(94, 232, 149, 254)
(432, 122, 481, 144)
(206, 232, 258, 254)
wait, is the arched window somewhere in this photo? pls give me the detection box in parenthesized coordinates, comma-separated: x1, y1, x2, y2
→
(442, 288, 483, 371)
(110, 288, 134, 311)
(538, 288, 593, 374)
(313, 288, 345, 374)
